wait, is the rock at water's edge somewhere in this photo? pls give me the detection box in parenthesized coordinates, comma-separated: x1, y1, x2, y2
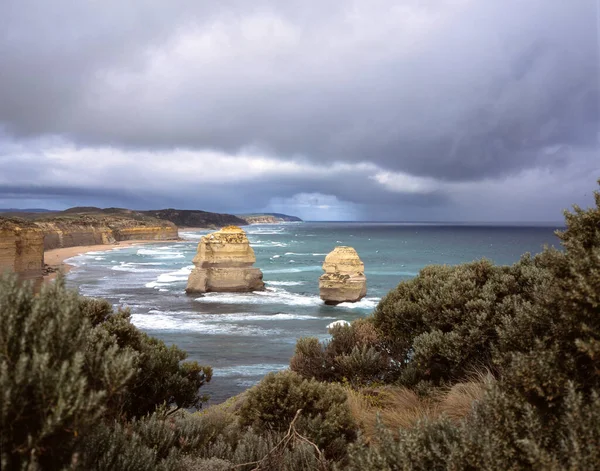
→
(186, 226, 265, 293)
(319, 246, 367, 305)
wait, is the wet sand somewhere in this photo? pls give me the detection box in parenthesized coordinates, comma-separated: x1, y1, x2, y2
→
(43, 240, 160, 282)
(42, 228, 210, 282)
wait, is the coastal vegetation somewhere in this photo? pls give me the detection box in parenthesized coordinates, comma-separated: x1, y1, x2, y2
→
(1, 183, 598, 470)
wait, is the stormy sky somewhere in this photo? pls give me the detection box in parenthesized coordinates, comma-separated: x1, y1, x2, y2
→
(0, 0, 598, 221)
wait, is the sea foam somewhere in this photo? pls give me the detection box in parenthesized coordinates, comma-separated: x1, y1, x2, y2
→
(195, 288, 322, 307)
(337, 297, 381, 309)
(130, 312, 282, 336)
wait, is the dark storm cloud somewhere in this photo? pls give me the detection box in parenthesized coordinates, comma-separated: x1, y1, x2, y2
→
(0, 0, 597, 183)
(0, 1, 598, 220)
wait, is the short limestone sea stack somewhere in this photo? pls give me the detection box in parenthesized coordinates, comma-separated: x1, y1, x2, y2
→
(319, 246, 367, 305)
(186, 226, 265, 294)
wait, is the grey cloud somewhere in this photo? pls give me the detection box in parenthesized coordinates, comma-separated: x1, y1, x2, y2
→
(0, 1, 598, 220)
(0, 1, 597, 183)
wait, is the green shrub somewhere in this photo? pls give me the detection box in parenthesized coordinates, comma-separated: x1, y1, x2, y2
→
(179, 457, 233, 471)
(0, 276, 213, 470)
(345, 182, 600, 471)
(291, 318, 390, 386)
(0, 276, 134, 470)
(99, 310, 212, 418)
(77, 419, 183, 471)
(79, 296, 114, 325)
(202, 426, 325, 471)
(373, 256, 549, 387)
(292, 257, 550, 389)
(77, 295, 213, 419)
(239, 370, 357, 460)
(494, 191, 600, 408)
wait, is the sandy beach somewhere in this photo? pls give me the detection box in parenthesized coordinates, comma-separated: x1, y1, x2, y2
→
(42, 228, 210, 282)
(43, 240, 162, 281)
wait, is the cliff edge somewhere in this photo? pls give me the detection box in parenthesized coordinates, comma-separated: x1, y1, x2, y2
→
(30, 209, 179, 250)
(0, 218, 44, 282)
(237, 213, 302, 224)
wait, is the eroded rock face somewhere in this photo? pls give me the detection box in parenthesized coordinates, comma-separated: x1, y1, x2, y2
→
(186, 226, 264, 293)
(36, 220, 178, 250)
(319, 246, 367, 305)
(0, 220, 44, 282)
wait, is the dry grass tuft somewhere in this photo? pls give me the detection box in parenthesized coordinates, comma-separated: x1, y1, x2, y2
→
(346, 370, 494, 441)
(438, 370, 493, 421)
(346, 386, 433, 441)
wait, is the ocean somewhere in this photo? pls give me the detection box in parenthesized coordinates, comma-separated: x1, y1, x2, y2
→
(65, 222, 563, 403)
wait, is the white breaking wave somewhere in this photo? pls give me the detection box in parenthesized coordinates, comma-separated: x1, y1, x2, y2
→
(195, 288, 323, 307)
(266, 281, 305, 286)
(111, 262, 164, 273)
(283, 252, 327, 257)
(337, 297, 381, 309)
(327, 320, 350, 329)
(145, 311, 332, 322)
(212, 364, 288, 377)
(137, 248, 185, 259)
(367, 270, 418, 276)
(262, 266, 321, 274)
(130, 312, 282, 336)
(146, 266, 193, 288)
(129, 262, 168, 266)
(251, 242, 288, 248)
(247, 227, 286, 234)
(179, 231, 207, 240)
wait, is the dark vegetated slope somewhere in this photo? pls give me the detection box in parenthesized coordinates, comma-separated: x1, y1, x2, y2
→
(141, 208, 248, 228)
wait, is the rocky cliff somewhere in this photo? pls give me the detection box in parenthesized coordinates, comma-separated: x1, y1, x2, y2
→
(238, 213, 302, 224)
(0, 218, 44, 281)
(33, 214, 178, 250)
(319, 246, 367, 305)
(186, 226, 264, 293)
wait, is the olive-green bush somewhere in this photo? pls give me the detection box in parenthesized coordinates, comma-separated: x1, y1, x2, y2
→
(373, 255, 551, 387)
(98, 309, 212, 418)
(239, 370, 357, 460)
(0, 276, 212, 470)
(344, 183, 600, 470)
(494, 192, 600, 408)
(291, 318, 390, 386)
(0, 276, 134, 470)
(291, 256, 552, 389)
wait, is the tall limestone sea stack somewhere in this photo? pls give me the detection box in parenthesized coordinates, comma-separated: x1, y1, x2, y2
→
(186, 226, 265, 293)
(319, 246, 367, 305)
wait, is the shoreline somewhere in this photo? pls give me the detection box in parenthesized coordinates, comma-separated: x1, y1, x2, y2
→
(43, 239, 168, 282)
(41, 225, 267, 282)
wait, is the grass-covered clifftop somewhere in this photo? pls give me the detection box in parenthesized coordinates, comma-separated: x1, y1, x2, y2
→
(238, 212, 303, 223)
(141, 208, 248, 228)
(1, 183, 599, 470)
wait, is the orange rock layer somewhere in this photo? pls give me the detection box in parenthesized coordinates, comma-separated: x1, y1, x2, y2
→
(0, 222, 44, 282)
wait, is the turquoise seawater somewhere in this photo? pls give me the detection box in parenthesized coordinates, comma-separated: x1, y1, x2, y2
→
(66, 222, 562, 403)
